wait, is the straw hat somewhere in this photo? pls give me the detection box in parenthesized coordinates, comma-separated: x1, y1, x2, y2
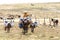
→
(23, 12, 29, 17)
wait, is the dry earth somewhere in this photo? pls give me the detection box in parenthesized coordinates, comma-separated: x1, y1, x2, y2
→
(0, 3, 59, 40)
(0, 19, 60, 40)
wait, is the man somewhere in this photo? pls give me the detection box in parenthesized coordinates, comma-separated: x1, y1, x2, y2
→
(23, 12, 29, 17)
(19, 16, 24, 28)
(10, 19, 14, 27)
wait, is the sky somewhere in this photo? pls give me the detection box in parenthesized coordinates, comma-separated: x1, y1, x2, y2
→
(0, 0, 60, 4)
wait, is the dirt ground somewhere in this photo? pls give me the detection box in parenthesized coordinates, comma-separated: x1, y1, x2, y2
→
(0, 3, 60, 40)
(0, 22, 60, 40)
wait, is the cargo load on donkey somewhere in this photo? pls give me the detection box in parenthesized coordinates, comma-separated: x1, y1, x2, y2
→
(4, 19, 11, 33)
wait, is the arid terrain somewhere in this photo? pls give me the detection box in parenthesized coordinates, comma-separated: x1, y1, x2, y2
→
(0, 21, 60, 40)
(0, 3, 60, 18)
(0, 3, 60, 40)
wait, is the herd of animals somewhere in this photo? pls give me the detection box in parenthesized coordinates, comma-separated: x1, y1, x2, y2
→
(0, 12, 59, 35)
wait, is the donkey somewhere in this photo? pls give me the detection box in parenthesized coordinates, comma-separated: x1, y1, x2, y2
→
(22, 19, 30, 35)
(5, 23, 11, 33)
(51, 19, 58, 27)
(30, 22, 37, 33)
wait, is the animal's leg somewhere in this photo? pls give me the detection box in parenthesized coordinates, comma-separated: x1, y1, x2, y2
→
(26, 29, 28, 33)
(23, 29, 28, 35)
(5, 27, 7, 31)
(54, 23, 55, 27)
(23, 28, 26, 35)
(56, 23, 58, 26)
(25, 29, 28, 33)
(7, 27, 10, 33)
(25, 27, 28, 33)
(5, 27, 6, 31)
(23, 30, 26, 35)
(31, 28, 34, 33)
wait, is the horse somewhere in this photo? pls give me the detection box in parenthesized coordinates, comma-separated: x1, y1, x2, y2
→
(51, 18, 58, 27)
(5, 23, 11, 33)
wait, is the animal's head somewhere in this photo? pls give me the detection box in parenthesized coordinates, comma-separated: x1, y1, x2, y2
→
(51, 19, 54, 21)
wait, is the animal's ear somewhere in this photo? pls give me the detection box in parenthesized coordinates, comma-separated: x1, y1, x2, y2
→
(51, 19, 53, 21)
